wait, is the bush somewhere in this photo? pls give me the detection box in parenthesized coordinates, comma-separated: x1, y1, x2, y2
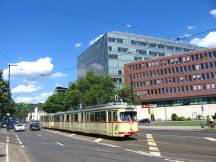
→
(176, 117, 186, 121)
(187, 117, 192, 121)
(197, 114, 202, 120)
(171, 113, 178, 121)
(213, 112, 216, 119)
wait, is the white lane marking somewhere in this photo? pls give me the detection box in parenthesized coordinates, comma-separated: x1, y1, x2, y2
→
(15, 134, 18, 138)
(16, 134, 24, 145)
(149, 146, 159, 151)
(56, 142, 64, 147)
(19, 147, 31, 162)
(37, 133, 42, 137)
(150, 151, 161, 157)
(148, 141, 157, 146)
(6, 141, 9, 162)
(124, 149, 152, 157)
(46, 130, 120, 148)
(99, 143, 120, 148)
(94, 138, 103, 143)
(147, 138, 155, 142)
(6, 136, 10, 143)
(204, 137, 216, 142)
(146, 134, 153, 139)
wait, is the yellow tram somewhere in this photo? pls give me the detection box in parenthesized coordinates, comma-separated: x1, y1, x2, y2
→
(41, 102, 138, 137)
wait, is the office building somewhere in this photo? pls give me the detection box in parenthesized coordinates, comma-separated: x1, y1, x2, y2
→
(77, 31, 203, 87)
(124, 48, 216, 106)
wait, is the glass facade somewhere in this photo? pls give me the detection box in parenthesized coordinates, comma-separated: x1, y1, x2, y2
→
(77, 31, 204, 87)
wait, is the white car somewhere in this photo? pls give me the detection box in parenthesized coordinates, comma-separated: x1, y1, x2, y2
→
(14, 123, 25, 132)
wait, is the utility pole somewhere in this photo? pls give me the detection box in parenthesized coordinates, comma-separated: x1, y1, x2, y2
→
(130, 79, 134, 104)
(7, 64, 17, 113)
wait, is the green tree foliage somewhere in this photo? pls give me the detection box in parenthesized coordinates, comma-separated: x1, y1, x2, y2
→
(0, 70, 15, 117)
(14, 103, 37, 119)
(115, 86, 140, 104)
(43, 70, 141, 113)
(43, 92, 66, 113)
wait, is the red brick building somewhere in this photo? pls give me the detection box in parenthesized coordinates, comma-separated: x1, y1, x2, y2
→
(124, 48, 216, 106)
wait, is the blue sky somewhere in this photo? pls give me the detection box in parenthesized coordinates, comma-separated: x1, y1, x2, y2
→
(0, 0, 216, 103)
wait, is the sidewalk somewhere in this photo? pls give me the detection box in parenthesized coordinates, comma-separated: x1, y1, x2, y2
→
(139, 125, 204, 131)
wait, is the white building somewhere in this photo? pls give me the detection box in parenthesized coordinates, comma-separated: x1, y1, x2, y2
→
(26, 107, 47, 122)
(137, 104, 216, 121)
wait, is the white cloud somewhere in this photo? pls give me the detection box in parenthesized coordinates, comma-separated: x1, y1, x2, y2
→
(210, 9, 216, 17)
(190, 32, 216, 48)
(187, 26, 195, 30)
(50, 72, 66, 79)
(3, 57, 54, 80)
(126, 24, 132, 28)
(12, 83, 41, 93)
(89, 34, 103, 45)
(15, 92, 52, 104)
(74, 43, 82, 48)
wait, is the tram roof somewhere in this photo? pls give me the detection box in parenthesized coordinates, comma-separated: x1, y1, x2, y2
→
(42, 102, 136, 116)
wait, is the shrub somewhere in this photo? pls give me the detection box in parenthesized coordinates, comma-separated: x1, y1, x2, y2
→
(213, 112, 216, 119)
(171, 113, 178, 121)
(197, 114, 202, 120)
(187, 117, 192, 121)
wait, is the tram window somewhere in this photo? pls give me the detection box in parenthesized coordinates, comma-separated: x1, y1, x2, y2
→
(85, 113, 89, 122)
(101, 111, 106, 121)
(74, 114, 78, 122)
(90, 112, 95, 121)
(54, 115, 60, 122)
(95, 112, 100, 121)
(66, 114, 69, 122)
(108, 112, 111, 122)
(120, 112, 137, 121)
(113, 112, 117, 121)
(81, 113, 84, 122)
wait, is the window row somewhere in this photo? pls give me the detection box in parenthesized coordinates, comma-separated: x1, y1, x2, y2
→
(129, 51, 216, 70)
(131, 72, 216, 87)
(129, 62, 216, 79)
(136, 83, 215, 96)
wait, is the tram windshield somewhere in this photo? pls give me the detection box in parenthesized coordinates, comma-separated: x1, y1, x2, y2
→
(120, 112, 137, 121)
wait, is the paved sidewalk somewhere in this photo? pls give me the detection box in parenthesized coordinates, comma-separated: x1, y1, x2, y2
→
(139, 125, 204, 131)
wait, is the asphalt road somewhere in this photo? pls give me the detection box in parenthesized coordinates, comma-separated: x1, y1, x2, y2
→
(0, 127, 216, 162)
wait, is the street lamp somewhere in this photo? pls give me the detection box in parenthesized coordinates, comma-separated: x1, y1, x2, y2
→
(7, 64, 17, 113)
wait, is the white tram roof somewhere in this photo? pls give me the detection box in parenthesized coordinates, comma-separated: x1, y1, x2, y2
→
(44, 102, 136, 116)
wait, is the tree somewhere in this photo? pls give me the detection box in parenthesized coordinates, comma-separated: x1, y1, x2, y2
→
(43, 92, 66, 113)
(115, 86, 141, 105)
(0, 70, 15, 117)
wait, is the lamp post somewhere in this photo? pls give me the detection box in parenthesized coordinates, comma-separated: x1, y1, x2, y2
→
(7, 64, 17, 113)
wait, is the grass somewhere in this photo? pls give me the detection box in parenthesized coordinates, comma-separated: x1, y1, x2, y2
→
(150, 120, 215, 127)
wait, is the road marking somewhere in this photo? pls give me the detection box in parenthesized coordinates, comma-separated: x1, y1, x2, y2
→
(6, 136, 10, 143)
(148, 141, 157, 146)
(19, 147, 30, 162)
(56, 142, 64, 147)
(146, 134, 153, 139)
(146, 134, 161, 157)
(124, 149, 152, 157)
(94, 138, 103, 143)
(99, 143, 120, 148)
(6, 141, 9, 162)
(150, 151, 161, 157)
(37, 133, 42, 137)
(149, 146, 159, 151)
(204, 137, 216, 142)
(15, 134, 24, 146)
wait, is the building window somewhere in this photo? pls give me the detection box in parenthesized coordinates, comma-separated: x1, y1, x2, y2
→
(117, 47, 128, 52)
(109, 54, 118, 59)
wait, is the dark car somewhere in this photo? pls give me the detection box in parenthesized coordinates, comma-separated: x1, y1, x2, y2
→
(139, 118, 150, 124)
(30, 122, 41, 131)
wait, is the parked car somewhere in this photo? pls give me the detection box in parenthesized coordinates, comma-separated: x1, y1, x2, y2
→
(14, 123, 25, 132)
(29, 122, 40, 131)
(139, 118, 150, 124)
